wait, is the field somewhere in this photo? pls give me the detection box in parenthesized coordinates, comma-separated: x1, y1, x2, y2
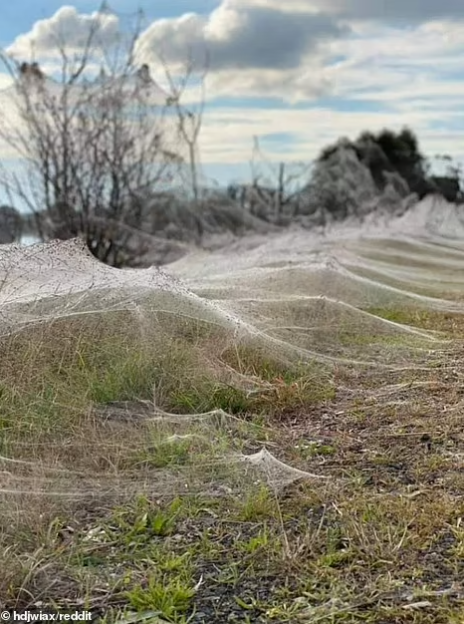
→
(1, 229, 464, 623)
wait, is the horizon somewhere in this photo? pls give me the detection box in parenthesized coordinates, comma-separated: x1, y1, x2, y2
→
(0, 0, 463, 198)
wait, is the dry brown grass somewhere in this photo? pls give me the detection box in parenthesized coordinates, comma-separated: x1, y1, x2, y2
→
(1, 296, 464, 622)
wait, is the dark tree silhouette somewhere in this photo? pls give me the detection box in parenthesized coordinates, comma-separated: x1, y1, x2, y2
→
(0, 205, 22, 244)
(316, 127, 462, 204)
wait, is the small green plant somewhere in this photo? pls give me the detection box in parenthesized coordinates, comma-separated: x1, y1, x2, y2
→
(172, 383, 250, 414)
(156, 552, 193, 574)
(235, 485, 276, 522)
(239, 528, 270, 554)
(110, 497, 183, 545)
(126, 573, 195, 621)
(134, 439, 193, 469)
(364, 306, 432, 327)
(449, 523, 464, 558)
(78, 349, 158, 404)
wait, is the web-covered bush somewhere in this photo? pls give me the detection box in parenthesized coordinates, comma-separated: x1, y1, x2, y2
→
(303, 145, 378, 220)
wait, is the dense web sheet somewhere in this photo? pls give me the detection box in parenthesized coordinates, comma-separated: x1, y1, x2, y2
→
(1, 196, 464, 502)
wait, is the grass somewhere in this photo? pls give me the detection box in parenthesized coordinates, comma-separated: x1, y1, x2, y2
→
(2, 268, 464, 623)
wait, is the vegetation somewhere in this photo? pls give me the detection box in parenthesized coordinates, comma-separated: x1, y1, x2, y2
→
(0, 4, 207, 266)
(0, 12, 463, 620)
(0, 2, 461, 263)
(1, 234, 464, 622)
(315, 128, 463, 216)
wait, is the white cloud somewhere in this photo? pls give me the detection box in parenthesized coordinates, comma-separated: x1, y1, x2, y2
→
(2, 2, 464, 177)
(4, 2, 346, 101)
(316, 19, 464, 108)
(310, 0, 464, 22)
(198, 106, 464, 165)
(250, 0, 464, 22)
(328, 20, 464, 68)
(225, 0, 464, 23)
(138, 0, 346, 70)
(134, 0, 347, 99)
(199, 62, 333, 102)
(7, 5, 120, 60)
(11, 3, 464, 108)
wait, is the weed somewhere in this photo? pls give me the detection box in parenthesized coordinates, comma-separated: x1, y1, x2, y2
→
(125, 573, 196, 621)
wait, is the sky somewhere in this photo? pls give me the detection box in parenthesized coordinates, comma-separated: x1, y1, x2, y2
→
(0, 0, 463, 192)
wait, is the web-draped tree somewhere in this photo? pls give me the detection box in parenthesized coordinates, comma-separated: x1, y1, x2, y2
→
(315, 127, 462, 216)
(0, 5, 203, 266)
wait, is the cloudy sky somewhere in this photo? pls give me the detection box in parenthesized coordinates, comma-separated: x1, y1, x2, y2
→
(1, 0, 464, 188)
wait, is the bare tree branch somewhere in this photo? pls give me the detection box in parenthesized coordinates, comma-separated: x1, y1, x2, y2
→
(0, 6, 201, 266)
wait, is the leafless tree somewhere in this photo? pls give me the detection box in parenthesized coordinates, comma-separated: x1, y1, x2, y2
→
(229, 137, 311, 225)
(0, 4, 199, 266)
(249, 137, 311, 223)
(158, 48, 209, 242)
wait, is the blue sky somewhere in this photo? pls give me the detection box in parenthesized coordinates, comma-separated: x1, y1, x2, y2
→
(0, 0, 464, 194)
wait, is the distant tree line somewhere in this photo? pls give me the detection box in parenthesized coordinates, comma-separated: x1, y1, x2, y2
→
(317, 127, 463, 205)
(1, 117, 462, 261)
(226, 127, 463, 227)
